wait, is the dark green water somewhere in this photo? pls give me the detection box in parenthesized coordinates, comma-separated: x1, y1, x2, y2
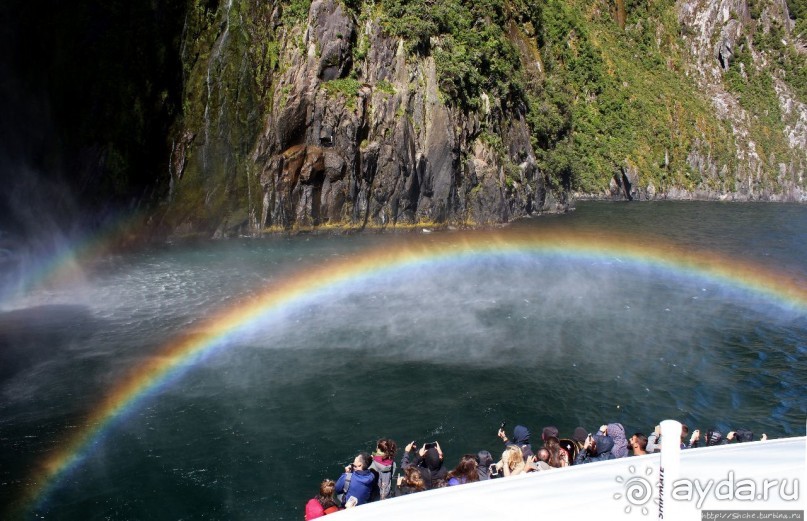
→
(1, 201, 805, 519)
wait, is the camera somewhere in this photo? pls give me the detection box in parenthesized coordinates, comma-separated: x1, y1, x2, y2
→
(489, 464, 500, 477)
(423, 441, 437, 450)
(499, 421, 506, 431)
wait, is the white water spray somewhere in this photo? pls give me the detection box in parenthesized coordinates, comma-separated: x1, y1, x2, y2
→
(203, 0, 235, 170)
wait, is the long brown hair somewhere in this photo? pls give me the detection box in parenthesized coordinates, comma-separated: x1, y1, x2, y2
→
(317, 479, 338, 509)
(402, 466, 426, 491)
(544, 436, 568, 468)
(376, 438, 398, 460)
(446, 454, 479, 484)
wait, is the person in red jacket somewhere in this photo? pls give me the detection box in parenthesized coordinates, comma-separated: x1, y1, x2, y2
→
(304, 479, 340, 520)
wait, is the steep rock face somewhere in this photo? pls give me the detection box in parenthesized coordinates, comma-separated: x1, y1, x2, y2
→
(677, 0, 806, 201)
(172, 0, 552, 236)
(168, 0, 806, 236)
(280, 1, 548, 228)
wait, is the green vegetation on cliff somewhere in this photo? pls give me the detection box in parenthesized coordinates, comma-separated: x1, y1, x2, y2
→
(6, 0, 804, 237)
(167, 0, 805, 235)
(532, 0, 737, 193)
(372, 0, 718, 192)
(172, 0, 266, 233)
(370, 0, 802, 194)
(379, 0, 535, 108)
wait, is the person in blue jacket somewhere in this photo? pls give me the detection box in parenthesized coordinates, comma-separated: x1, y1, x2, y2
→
(335, 452, 376, 506)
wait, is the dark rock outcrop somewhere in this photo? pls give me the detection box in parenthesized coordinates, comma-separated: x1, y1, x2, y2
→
(169, 0, 559, 236)
(167, 0, 806, 236)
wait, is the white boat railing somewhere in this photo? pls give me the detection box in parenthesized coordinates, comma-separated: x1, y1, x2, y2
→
(332, 425, 806, 520)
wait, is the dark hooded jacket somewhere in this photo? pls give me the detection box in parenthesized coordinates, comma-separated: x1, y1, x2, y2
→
(574, 434, 616, 465)
(505, 424, 534, 461)
(402, 447, 447, 489)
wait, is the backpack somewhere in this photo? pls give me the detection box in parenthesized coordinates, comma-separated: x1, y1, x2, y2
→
(335, 472, 352, 507)
(369, 459, 396, 500)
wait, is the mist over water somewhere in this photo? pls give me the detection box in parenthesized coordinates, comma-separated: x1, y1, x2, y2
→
(1, 201, 805, 519)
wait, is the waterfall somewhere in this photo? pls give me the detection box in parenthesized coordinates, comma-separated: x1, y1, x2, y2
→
(203, 0, 235, 171)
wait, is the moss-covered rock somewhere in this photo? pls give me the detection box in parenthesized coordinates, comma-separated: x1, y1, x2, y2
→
(164, 0, 807, 237)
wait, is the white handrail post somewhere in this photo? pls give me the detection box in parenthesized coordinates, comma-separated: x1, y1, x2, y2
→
(658, 419, 684, 520)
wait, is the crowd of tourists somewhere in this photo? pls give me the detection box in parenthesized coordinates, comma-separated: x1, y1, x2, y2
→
(304, 421, 767, 519)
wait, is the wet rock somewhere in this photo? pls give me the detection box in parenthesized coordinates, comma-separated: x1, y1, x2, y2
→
(309, 0, 355, 81)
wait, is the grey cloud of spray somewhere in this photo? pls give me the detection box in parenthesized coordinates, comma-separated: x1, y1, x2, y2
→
(201, 242, 797, 435)
(146, 239, 804, 429)
(224, 251, 712, 378)
(0, 55, 92, 309)
(0, 151, 89, 309)
(8, 232, 795, 463)
(4, 230, 802, 518)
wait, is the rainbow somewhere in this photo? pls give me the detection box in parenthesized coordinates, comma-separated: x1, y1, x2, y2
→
(19, 228, 807, 514)
(0, 213, 148, 309)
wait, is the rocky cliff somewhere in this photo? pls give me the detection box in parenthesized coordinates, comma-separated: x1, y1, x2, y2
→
(166, 0, 807, 236)
(673, 0, 807, 201)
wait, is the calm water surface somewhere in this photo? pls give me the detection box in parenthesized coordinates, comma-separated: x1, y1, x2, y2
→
(0, 201, 805, 519)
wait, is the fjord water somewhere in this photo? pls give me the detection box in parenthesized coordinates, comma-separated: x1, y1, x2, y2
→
(1, 201, 805, 519)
